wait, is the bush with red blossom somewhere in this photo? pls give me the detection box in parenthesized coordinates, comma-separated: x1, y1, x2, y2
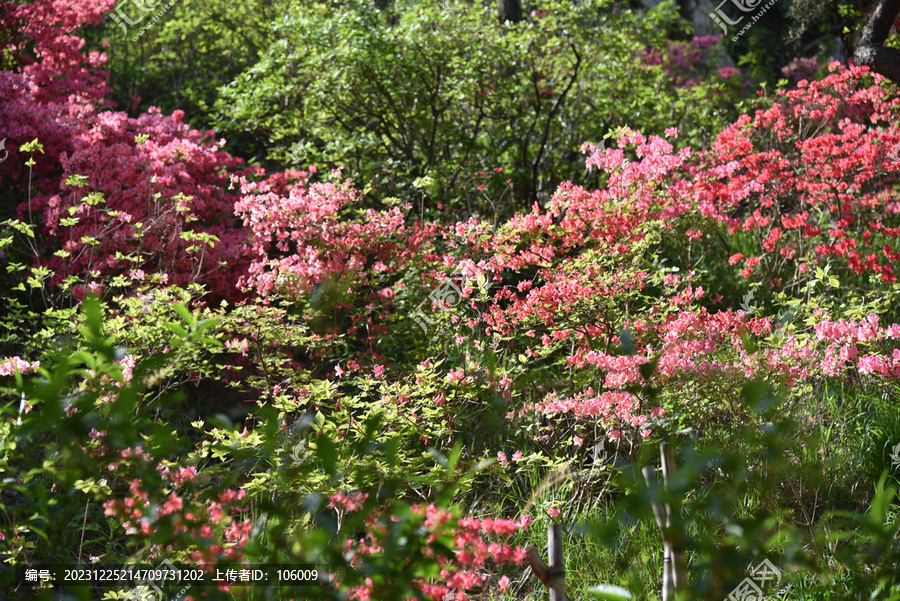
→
(4, 1, 900, 599)
(1, 0, 253, 301)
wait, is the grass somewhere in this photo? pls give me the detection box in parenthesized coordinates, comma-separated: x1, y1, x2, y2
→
(455, 378, 900, 601)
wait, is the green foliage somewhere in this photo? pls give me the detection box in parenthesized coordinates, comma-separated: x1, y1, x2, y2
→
(786, 0, 869, 46)
(581, 382, 900, 600)
(0, 297, 516, 601)
(8, 2, 900, 600)
(212, 0, 740, 216)
(88, 0, 297, 129)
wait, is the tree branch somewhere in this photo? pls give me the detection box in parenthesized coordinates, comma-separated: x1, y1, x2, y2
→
(530, 43, 580, 203)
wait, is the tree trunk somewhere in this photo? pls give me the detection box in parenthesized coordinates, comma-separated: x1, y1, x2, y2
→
(854, 0, 900, 84)
(498, 0, 523, 23)
(525, 523, 568, 601)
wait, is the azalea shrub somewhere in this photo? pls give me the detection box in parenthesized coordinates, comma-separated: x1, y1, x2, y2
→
(4, 0, 900, 600)
(0, 0, 253, 303)
(469, 64, 900, 442)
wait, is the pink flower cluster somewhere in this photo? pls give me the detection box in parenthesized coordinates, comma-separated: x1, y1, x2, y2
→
(496, 451, 524, 466)
(641, 35, 731, 87)
(103, 476, 251, 564)
(782, 56, 820, 84)
(2, 0, 252, 300)
(234, 169, 436, 298)
(0, 357, 41, 376)
(335, 498, 529, 601)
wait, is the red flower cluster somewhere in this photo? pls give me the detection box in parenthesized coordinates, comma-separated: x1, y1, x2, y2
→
(329, 492, 529, 601)
(3, 0, 252, 299)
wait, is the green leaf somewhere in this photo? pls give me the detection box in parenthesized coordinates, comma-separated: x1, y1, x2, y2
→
(316, 434, 337, 476)
(639, 357, 658, 380)
(586, 584, 633, 600)
(619, 327, 634, 355)
(173, 303, 193, 323)
(164, 321, 189, 339)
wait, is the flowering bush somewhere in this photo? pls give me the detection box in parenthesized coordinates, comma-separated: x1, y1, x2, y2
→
(4, 1, 900, 600)
(1, 0, 253, 301)
(233, 168, 435, 298)
(328, 494, 529, 601)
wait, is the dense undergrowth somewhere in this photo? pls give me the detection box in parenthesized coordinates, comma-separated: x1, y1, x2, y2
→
(2, 1, 900, 600)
